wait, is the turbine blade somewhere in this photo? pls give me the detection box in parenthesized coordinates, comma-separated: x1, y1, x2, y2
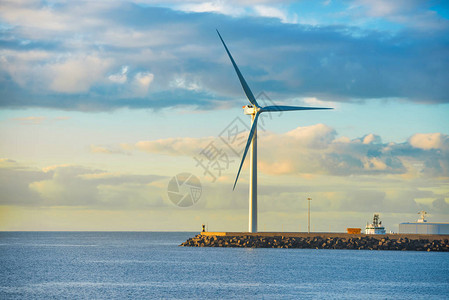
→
(262, 105, 333, 112)
(216, 30, 260, 108)
(233, 112, 260, 190)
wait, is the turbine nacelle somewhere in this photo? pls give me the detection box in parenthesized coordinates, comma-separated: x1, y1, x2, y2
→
(243, 105, 258, 115)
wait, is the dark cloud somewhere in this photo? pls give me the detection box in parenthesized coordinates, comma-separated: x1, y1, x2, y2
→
(432, 197, 449, 213)
(0, 160, 51, 205)
(0, 2, 448, 111)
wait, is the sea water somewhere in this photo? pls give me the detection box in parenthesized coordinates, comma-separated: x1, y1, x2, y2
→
(1, 232, 448, 299)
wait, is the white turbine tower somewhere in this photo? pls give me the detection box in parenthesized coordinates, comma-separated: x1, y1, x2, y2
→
(217, 30, 333, 233)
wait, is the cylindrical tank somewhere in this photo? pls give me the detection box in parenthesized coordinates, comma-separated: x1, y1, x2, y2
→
(399, 223, 449, 234)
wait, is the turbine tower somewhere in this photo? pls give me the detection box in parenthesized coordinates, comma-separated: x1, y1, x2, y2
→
(217, 30, 332, 233)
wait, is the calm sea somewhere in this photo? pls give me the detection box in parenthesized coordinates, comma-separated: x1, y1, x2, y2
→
(0, 232, 448, 299)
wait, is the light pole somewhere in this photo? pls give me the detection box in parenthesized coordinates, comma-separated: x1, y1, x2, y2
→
(307, 197, 312, 234)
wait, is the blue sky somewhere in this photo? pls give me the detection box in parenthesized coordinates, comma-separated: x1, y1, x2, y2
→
(0, 0, 448, 231)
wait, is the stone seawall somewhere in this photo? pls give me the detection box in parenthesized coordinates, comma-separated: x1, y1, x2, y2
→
(180, 233, 449, 252)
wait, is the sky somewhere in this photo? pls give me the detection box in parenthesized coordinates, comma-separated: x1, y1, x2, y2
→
(0, 0, 448, 232)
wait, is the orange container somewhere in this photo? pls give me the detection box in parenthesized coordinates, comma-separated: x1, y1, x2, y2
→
(347, 228, 361, 234)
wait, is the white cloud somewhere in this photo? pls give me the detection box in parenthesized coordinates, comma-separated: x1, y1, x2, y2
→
(176, 1, 297, 24)
(135, 72, 153, 87)
(108, 66, 128, 84)
(352, 0, 449, 30)
(0, 0, 70, 33)
(362, 133, 381, 144)
(409, 133, 449, 150)
(130, 124, 449, 178)
(1, 51, 113, 94)
(356, 0, 398, 17)
(285, 123, 336, 148)
(48, 55, 112, 93)
(253, 5, 292, 23)
(0, 0, 118, 41)
(132, 71, 154, 96)
(301, 97, 337, 108)
(177, 1, 246, 16)
(170, 74, 202, 92)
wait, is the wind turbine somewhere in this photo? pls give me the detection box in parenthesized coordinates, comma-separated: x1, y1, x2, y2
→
(217, 30, 332, 233)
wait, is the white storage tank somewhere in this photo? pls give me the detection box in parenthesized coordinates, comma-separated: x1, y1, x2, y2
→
(399, 211, 449, 234)
(399, 222, 449, 234)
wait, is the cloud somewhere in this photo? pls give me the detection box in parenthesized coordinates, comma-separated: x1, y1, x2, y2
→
(9, 115, 71, 124)
(1, 156, 447, 226)
(265, 128, 448, 178)
(194, 171, 448, 218)
(352, 0, 449, 31)
(253, 5, 293, 23)
(134, 136, 215, 156)
(0, 1, 448, 111)
(90, 145, 129, 155)
(107, 66, 154, 97)
(0, 159, 51, 205)
(362, 133, 381, 144)
(1, 51, 113, 94)
(108, 66, 129, 84)
(408, 132, 449, 150)
(130, 124, 449, 179)
(176, 1, 246, 16)
(170, 74, 202, 92)
(11, 116, 46, 124)
(47, 55, 112, 93)
(432, 197, 449, 214)
(258, 124, 406, 176)
(132, 71, 154, 96)
(0, 160, 166, 208)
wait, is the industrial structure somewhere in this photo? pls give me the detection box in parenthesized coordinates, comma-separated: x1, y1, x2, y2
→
(399, 211, 449, 234)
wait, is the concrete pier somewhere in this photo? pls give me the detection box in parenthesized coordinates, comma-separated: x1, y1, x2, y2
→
(180, 232, 449, 251)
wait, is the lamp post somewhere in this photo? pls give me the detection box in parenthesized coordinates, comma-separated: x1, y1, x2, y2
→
(307, 197, 312, 234)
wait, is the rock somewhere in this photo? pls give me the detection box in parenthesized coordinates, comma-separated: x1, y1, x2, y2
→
(179, 234, 449, 251)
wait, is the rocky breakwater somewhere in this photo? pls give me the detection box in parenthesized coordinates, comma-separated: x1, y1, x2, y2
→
(180, 234, 449, 252)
